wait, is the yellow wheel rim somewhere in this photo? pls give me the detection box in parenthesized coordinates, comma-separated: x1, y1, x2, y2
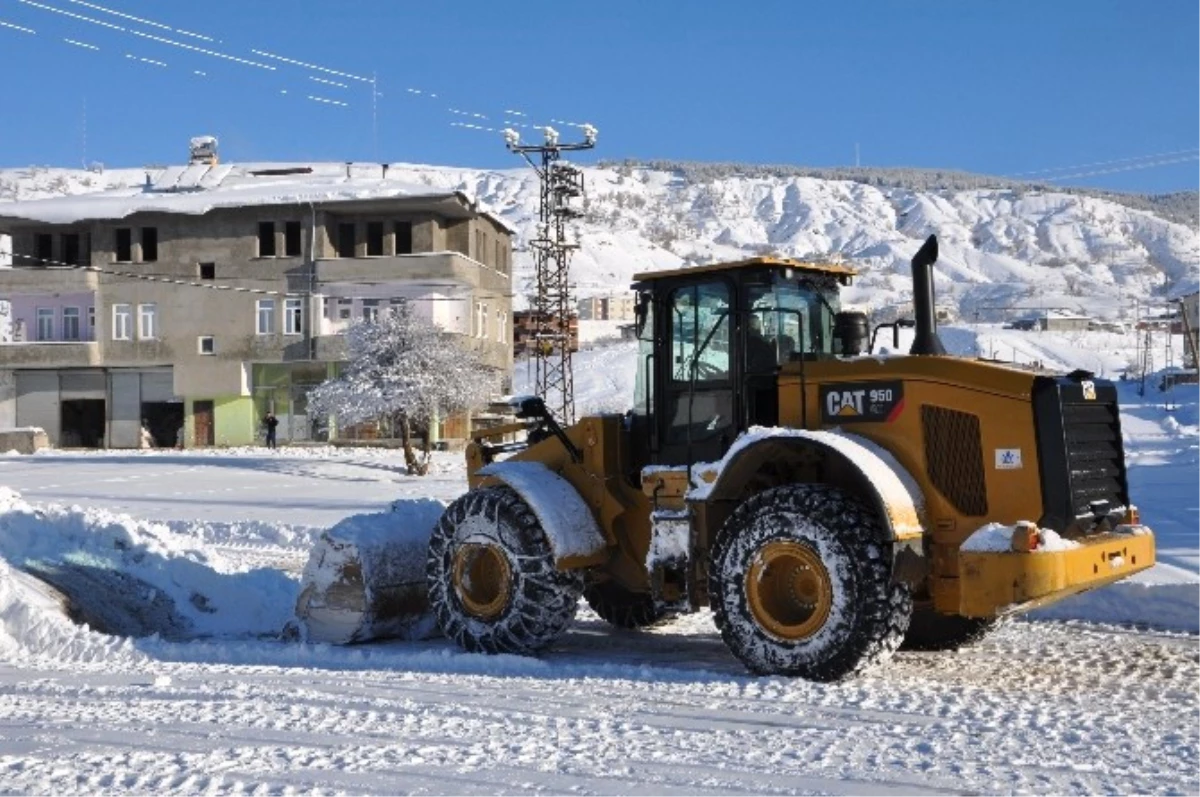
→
(452, 543, 512, 620)
(745, 540, 833, 641)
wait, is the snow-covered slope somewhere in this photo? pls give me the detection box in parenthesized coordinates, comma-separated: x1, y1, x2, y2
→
(2, 162, 1196, 318)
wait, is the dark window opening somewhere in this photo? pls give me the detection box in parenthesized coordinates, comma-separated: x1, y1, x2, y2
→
(367, 222, 384, 256)
(394, 222, 413, 255)
(199, 262, 215, 280)
(62, 233, 80, 266)
(258, 221, 276, 257)
(285, 221, 302, 257)
(115, 228, 132, 262)
(337, 223, 356, 258)
(141, 401, 185, 448)
(35, 233, 53, 265)
(141, 227, 158, 262)
(60, 399, 106, 448)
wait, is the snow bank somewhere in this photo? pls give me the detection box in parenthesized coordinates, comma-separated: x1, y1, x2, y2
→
(293, 498, 447, 644)
(0, 487, 298, 648)
(0, 557, 145, 665)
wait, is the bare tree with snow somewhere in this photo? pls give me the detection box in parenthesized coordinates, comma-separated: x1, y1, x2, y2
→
(307, 305, 501, 475)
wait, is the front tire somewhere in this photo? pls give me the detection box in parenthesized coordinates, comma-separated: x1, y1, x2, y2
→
(427, 486, 583, 655)
(709, 484, 911, 680)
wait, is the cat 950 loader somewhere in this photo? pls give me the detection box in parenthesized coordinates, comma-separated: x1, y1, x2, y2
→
(426, 235, 1156, 680)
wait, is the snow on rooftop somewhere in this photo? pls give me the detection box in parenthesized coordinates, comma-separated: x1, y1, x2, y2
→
(0, 161, 519, 229)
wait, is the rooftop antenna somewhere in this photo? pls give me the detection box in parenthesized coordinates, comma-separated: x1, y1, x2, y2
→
(504, 122, 597, 425)
(371, 72, 379, 161)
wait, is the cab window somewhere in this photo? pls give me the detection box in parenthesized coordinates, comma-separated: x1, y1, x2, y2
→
(670, 282, 730, 382)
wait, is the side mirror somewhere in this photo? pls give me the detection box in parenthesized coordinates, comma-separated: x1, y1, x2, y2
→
(833, 311, 870, 356)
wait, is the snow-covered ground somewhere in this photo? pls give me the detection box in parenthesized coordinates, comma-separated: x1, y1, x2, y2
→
(0, 326, 1197, 794)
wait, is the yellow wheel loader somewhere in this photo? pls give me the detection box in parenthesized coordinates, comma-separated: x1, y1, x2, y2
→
(427, 235, 1156, 680)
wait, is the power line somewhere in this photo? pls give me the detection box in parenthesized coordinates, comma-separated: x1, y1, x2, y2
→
(4, 0, 578, 149)
(1010, 148, 1200, 179)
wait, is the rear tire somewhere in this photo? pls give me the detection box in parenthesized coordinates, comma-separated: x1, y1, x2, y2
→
(902, 610, 998, 651)
(709, 484, 911, 680)
(427, 486, 583, 655)
(584, 580, 670, 629)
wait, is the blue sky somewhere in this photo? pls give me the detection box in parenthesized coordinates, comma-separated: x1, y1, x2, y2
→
(0, 0, 1196, 193)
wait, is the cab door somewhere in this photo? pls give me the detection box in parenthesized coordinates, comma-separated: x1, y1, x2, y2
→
(656, 279, 737, 465)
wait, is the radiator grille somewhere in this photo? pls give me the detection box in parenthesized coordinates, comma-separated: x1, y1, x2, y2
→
(922, 405, 988, 516)
(1061, 399, 1124, 516)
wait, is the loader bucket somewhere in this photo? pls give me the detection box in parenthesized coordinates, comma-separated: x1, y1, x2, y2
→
(293, 500, 447, 645)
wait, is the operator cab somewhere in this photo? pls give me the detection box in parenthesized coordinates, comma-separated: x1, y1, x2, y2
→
(630, 257, 856, 467)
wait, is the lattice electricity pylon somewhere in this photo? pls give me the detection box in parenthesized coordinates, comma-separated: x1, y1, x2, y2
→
(505, 124, 597, 425)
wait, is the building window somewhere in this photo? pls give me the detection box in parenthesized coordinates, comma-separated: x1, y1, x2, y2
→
(138, 303, 157, 339)
(198, 335, 215, 355)
(367, 222, 384, 256)
(63, 307, 80, 341)
(141, 227, 158, 262)
(257, 299, 276, 334)
(362, 298, 380, 322)
(199, 262, 215, 280)
(338, 298, 352, 320)
(258, 222, 276, 257)
(87, 306, 95, 334)
(285, 221, 302, 257)
(337, 223, 356, 258)
(284, 298, 303, 334)
(63, 234, 80, 266)
(35, 234, 53, 265)
(476, 302, 488, 339)
(36, 307, 54, 341)
(115, 228, 132, 262)
(112, 303, 132, 340)
(395, 221, 413, 255)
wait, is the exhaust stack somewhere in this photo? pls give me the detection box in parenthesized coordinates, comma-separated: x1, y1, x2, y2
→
(909, 234, 946, 356)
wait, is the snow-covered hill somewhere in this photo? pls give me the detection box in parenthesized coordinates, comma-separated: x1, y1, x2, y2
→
(2, 161, 1197, 320)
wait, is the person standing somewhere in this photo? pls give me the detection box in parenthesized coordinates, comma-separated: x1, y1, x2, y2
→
(264, 412, 279, 449)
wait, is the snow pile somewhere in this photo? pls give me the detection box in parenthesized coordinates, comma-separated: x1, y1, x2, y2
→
(0, 557, 144, 664)
(0, 487, 297, 649)
(961, 521, 1081, 552)
(293, 498, 447, 644)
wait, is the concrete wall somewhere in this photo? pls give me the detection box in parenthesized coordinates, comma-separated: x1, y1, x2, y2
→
(0, 370, 15, 429)
(214, 395, 255, 447)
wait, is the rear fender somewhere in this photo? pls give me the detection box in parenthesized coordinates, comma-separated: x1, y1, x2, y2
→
(476, 460, 608, 568)
(694, 428, 928, 582)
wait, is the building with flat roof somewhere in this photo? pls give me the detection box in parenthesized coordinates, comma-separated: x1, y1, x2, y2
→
(0, 157, 513, 448)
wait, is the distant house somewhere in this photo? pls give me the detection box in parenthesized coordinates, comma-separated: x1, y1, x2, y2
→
(1009, 310, 1093, 332)
(577, 293, 636, 321)
(1039, 311, 1093, 332)
(513, 310, 579, 355)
